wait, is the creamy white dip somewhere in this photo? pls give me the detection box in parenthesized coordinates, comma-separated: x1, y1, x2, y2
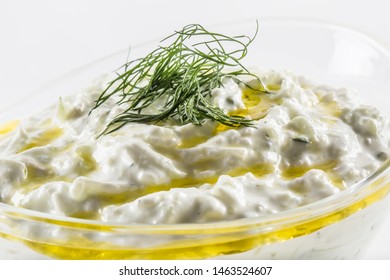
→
(0, 70, 389, 224)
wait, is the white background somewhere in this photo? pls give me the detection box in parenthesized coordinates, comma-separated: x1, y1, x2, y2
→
(0, 0, 389, 259)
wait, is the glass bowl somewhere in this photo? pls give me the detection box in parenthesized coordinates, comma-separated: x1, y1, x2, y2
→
(1, 18, 390, 260)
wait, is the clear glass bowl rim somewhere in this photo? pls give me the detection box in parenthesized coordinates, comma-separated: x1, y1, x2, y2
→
(1, 17, 390, 234)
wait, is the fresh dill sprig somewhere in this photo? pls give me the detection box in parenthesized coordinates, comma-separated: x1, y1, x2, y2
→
(292, 137, 311, 144)
(90, 22, 267, 135)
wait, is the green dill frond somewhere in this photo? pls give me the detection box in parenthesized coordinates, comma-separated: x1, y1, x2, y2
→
(90, 22, 268, 135)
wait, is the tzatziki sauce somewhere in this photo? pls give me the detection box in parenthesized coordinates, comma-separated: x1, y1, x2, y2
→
(0, 69, 389, 225)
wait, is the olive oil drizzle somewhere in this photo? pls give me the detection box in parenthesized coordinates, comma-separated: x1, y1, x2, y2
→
(0, 120, 20, 135)
(18, 124, 63, 153)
